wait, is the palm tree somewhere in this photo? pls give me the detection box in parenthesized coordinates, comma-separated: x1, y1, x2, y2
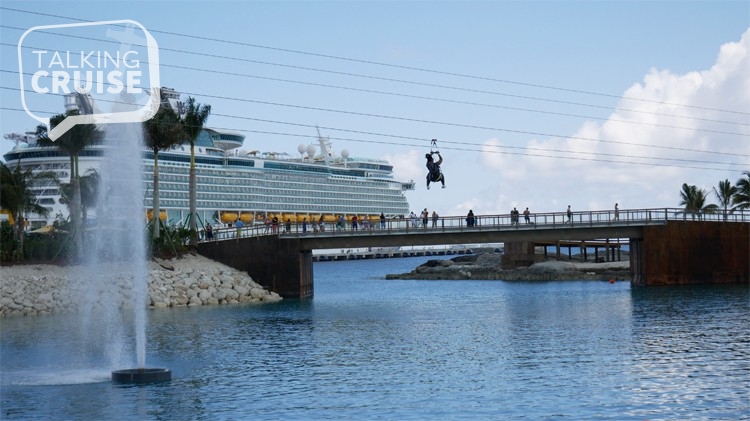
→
(143, 103, 185, 240)
(679, 183, 718, 220)
(713, 179, 737, 221)
(59, 168, 100, 228)
(731, 171, 750, 210)
(36, 110, 103, 260)
(0, 162, 56, 258)
(181, 96, 211, 246)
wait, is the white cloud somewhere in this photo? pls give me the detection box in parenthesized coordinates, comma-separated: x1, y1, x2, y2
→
(381, 29, 749, 218)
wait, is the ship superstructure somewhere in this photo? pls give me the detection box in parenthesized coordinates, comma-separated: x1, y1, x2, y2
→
(3, 91, 415, 228)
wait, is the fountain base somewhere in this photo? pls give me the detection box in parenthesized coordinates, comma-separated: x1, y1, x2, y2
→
(111, 368, 171, 384)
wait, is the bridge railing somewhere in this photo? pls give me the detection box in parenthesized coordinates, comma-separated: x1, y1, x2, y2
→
(200, 207, 749, 241)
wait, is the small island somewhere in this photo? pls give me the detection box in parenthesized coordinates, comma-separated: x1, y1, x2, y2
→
(386, 249, 630, 281)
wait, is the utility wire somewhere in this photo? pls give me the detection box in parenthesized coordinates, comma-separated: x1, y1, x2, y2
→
(1, 101, 746, 172)
(1, 5, 748, 117)
(1, 26, 748, 127)
(2, 83, 746, 162)
(4, 46, 746, 138)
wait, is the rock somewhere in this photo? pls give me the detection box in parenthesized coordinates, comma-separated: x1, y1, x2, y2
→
(387, 252, 631, 282)
(249, 287, 266, 300)
(0, 254, 282, 317)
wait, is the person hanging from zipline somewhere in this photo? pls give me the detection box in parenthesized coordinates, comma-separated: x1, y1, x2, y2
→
(425, 139, 445, 189)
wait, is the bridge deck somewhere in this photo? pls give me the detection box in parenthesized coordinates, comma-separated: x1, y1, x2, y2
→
(204, 207, 747, 245)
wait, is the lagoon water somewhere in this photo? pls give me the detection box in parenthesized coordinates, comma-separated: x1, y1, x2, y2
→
(1, 256, 748, 420)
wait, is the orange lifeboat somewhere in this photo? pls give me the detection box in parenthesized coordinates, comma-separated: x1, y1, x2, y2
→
(146, 209, 167, 221)
(323, 214, 338, 223)
(239, 213, 254, 223)
(220, 212, 238, 223)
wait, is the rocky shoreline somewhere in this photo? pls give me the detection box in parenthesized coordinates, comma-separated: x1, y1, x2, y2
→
(385, 252, 631, 281)
(0, 254, 282, 318)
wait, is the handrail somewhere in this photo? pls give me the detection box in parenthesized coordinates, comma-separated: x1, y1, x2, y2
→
(199, 207, 750, 242)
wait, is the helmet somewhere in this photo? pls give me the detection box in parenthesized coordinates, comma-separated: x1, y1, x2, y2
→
(425, 153, 432, 159)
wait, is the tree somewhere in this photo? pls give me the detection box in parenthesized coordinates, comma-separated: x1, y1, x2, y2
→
(143, 104, 185, 241)
(731, 171, 750, 211)
(713, 179, 737, 221)
(36, 109, 103, 260)
(0, 162, 56, 259)
(181, 96, 211, 246)
(59, 168, 100, 228)
(679, 183, 718, 220)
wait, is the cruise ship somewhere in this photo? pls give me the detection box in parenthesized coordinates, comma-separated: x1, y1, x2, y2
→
(2, 91, 415, 229)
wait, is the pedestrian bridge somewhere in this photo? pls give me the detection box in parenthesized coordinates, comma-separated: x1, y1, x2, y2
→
(197, 208, 749, 298)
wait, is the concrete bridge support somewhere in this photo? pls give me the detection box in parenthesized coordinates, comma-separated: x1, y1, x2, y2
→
(501, 242, 536, 268)
(197, 236, 313, 299)
(631, 221, 749, 286)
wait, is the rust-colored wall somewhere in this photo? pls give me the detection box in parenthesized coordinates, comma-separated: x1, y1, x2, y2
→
(197, 237, 314, 299)
(640, 221, 749, 285)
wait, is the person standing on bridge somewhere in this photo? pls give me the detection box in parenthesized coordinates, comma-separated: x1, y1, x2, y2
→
(566, 205, 572, 223)
(380, 212, 386, 229)
(421, 208, 429, 228)
(467, 210, 475, 227)
(614, 203, 620, 221)
(523, 207, 531, 224)
(432, 210, 439, 228)
(235, 218, 244, 238)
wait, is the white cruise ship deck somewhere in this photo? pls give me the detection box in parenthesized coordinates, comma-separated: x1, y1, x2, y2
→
(3, 92, 415, 229)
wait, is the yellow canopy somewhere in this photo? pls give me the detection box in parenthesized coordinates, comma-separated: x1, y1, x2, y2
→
(28, 225, 57, 234)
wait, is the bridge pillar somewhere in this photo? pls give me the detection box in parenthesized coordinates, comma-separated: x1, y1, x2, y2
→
(501, 241, 536, 268)
(197, 236, 314, 299)
(630, 238, 645, 286)
(632, 221, 749, 286)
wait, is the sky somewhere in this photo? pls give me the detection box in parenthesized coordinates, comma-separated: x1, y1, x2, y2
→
(1, 0, 748, 219)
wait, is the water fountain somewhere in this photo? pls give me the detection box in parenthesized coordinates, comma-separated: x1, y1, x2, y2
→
(78, 91, 170, 384)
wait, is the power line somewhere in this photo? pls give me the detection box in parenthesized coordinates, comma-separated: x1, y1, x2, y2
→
(3, 27, 747, 129)
(2, 5, 748, 117)
(185, 91, 750, 159)
(1, 102, 746, 172)
(2, 13, 748, 171)
(2, 83, 746, 161)
(4, 42, 746, 138)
